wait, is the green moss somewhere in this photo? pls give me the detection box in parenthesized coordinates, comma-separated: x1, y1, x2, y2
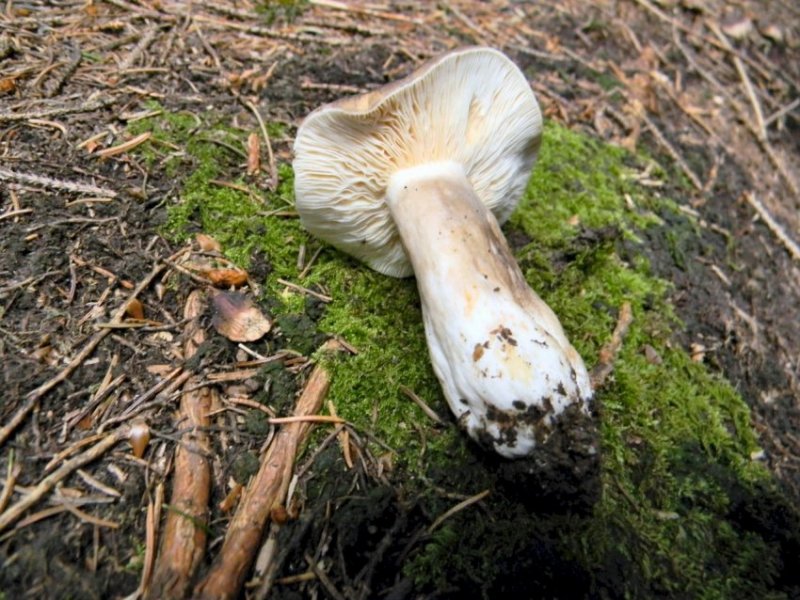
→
(232, 452, 260, 484)
(132, 109, 788, 597)
(255, 0, 308, 24)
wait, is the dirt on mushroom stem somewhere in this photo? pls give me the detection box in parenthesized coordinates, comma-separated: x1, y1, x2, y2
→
(385, 161, 597, 468)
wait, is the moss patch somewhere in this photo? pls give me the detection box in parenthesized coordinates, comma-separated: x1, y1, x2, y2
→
(132, 108, 795, 598)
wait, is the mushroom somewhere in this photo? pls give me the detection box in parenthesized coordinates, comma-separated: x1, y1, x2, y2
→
(293, 47, 593, 459)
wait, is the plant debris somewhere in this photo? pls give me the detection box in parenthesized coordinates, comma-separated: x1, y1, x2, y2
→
(211, 291, 272, 342)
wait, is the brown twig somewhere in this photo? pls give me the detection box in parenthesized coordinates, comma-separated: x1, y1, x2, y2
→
(147, 290, 214, 600)
(639, 112, 704, 191)
(193, 361, 332, 599)
(96, 132, 152, 158)
(244, 99, 278, 191)
(706, 21, 767, 141)
(0, 451, 20, 514)
(427, 489, 490, 534)
(138, 483, 164, 598)
(590, 302, 634, 389)
(744, 192, 800, 261)
(276, 278, 332, 302)
(400, 385, 444, 425)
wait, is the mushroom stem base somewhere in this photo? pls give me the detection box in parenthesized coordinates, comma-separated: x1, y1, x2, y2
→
(386, 161, 594, 459)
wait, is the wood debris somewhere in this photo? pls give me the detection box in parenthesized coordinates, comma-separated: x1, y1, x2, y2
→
(211, 291, 272, 342)
(146, 290, 214, 600)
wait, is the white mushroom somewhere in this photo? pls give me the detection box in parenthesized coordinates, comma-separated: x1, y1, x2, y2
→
(293, 47, 593, 459)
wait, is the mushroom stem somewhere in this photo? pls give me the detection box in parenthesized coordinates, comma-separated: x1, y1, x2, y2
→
(386, 161, 592, 458)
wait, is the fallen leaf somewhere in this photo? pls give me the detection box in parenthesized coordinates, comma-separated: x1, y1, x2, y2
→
(125, 298, 145, 320)
(0, 78, 16, 94)
(212, 291, 272, 342)
(206, 268, 249, 288)
(196, 233, 222, 252)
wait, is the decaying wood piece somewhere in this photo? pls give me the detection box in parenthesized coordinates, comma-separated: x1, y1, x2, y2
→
(193, 360, 332, 600)
(146, 290, 214, 600)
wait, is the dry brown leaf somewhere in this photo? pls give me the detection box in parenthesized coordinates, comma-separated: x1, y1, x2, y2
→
(125, 298, 145, 320)
(0, 78, 17, 95)
(206, 268, 249, 289)
(212, 291, 271, 342)
(196, 233, 222, 252)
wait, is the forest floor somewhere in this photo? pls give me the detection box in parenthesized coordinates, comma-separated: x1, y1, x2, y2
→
(1, 1, 799, 599)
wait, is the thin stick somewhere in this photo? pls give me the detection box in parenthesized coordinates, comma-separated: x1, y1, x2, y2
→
(139, 482, 163, 598)
(0, 427, 127, 532)
(327, 401, 353, 469)
(590, 302, 634, 389)
(147, 291, 213, 600)
(244, 100, 278, 191)
(427, 489, 490, 534)
(193, 363, 332, 599)
(0, 260, 167, 447)
(305, 552, 347, 600)
(45, 433, 106, 473)
(226, 397, 276, 417)
(764, 98, 799, 127)
(267, 415, 344, 425)
(744, 193, 800, 261)
(0, 208, 33, 221)
(640, 113, 704, 191)
(276, 278, 332, 302)
(673, 27, 800, 199)
(707, 21, 767, 141)
(62, 503, 119, 529)
(400, 385, 444, 425)
(96, 132, 152, 158)
(0, 450, 19, 514)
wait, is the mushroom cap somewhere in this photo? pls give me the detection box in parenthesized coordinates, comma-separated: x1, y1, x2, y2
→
(293, 47, 543, 277)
